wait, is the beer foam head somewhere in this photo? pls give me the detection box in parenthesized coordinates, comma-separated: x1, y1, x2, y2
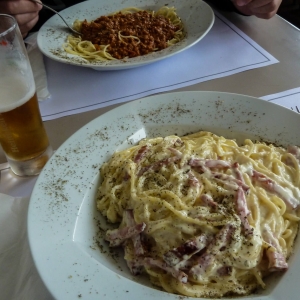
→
(0, 69, 35, 113)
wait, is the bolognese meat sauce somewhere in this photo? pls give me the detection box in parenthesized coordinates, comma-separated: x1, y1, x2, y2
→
(80, 10, 181, 59)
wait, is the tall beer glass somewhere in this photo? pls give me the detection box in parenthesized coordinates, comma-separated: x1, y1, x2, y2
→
(0, 14, 52, 176)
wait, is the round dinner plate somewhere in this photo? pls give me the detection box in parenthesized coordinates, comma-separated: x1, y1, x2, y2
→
(28, 91, 300, 300)
(37, 0, 214, 71)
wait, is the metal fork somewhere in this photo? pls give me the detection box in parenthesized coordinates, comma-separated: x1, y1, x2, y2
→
(30, 0, 81, 36)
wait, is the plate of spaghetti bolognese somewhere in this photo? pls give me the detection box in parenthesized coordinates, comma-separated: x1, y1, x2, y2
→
(37, 0, 214, 70)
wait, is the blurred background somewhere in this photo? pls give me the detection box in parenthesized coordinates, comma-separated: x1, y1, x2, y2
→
(277, 0, 300, 28)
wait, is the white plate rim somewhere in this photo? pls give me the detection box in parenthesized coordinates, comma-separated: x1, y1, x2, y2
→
(37, 0, 215, 71)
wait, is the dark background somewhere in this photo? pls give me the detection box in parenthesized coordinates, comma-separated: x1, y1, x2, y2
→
(277, 0, 300, 28)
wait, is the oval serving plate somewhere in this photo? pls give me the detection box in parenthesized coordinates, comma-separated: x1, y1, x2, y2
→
(37, 0, 214, 71)
(28, 91, 300, 300)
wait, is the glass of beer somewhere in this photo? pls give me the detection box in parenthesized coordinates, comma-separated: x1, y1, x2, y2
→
(0, 14, 53, 176)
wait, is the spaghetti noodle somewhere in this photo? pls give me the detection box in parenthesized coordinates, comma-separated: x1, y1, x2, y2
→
(63, 6, 184, 61)
(96, 131, 300, 298)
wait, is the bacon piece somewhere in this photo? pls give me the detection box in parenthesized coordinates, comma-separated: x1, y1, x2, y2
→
(262, 224, 288, 271)
(233, 162, 244, 183)
(163, 234, 208, 267)
(188, 159, 249, 192)
(187, 171, 200, 187)
(266, 251, 288, 272)
(188, 159, 208, 173)
(191, 253, 214, 278)
(251, 170, 299, 209)
(126, 256, 145, 275)
(138, 155, 181, 176)
(188, 158, 231, 170)
(200, 194, 218, 209)
(122, 210, 146, 273)
(134, 145, 149, 163)
(190, 224, 234, 279)
(123, 210, 145, 255)
(211, 172, 250, 193)
(217, 266, 232, 276)
(106, 222, 146, 247)
(235, 187, 252, 234)
(144, 257, 188, 283)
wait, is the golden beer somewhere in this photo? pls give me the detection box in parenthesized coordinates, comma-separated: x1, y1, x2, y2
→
(0, 92, 49, 161)
(0, 13, 52, 175)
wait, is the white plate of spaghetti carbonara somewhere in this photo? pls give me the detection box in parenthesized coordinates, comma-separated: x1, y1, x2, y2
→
(28, 91, 300, 300)
(36, 0, 214, 70)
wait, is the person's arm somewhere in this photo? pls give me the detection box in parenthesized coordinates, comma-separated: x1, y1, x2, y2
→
(0, 0, 42, 37)
(232, 0, 282, 19)
(207, 0, 282, 19)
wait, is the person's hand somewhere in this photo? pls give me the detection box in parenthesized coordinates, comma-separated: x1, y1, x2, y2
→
(0, 0, 42, 37)
(232, 0, 282, 19)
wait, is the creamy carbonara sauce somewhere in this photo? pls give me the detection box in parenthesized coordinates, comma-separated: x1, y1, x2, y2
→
(97, 131, 300, 298)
